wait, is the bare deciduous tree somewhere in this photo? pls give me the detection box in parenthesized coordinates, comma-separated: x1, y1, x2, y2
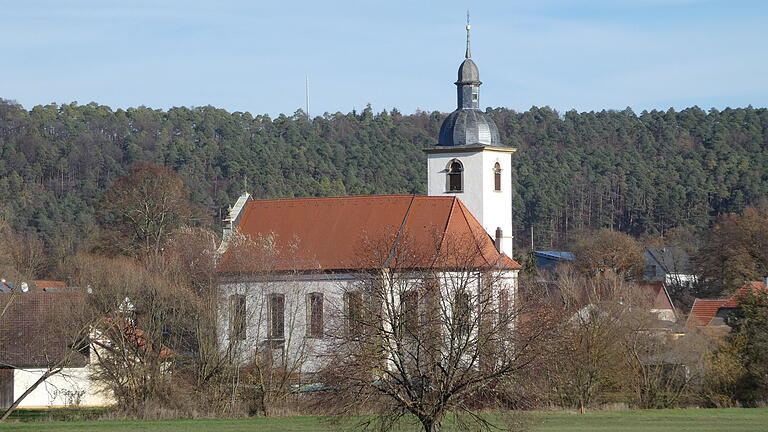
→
(219, 233, 317, 417)
(71, 254, 182, 415)
(97, 162, 196, 257)
(0, 219, 46, 281)
(544, 265, 709, 411)
(317, 228, 555, 432)
(571, 229, 644, 280)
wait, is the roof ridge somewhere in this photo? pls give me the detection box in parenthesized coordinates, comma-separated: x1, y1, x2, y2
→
(384, 195, 418, 268)
(432, 197, 458, 267)
(453, 199, 493, 266)
(243, 194, 454, 204)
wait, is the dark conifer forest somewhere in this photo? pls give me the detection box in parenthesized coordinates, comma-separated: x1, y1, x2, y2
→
(1, 98, 767, 252)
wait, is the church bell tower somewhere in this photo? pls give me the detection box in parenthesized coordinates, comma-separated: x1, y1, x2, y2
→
(425, 16, 516, 257)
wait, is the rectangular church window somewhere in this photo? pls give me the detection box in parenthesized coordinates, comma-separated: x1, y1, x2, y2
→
(268, 293, 285, 340)
(307, 292, 324, 338)
(345, 290, 364, 338)
(454, 289, 471, 338)
(499, 288, 510, 326)
(401, 290, 419, 335)
(229, 294, 246, 341)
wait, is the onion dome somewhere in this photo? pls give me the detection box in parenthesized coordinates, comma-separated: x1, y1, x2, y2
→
(436, 19, 504, 148)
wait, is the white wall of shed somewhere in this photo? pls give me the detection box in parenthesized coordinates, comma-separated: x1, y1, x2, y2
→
(12, 366, 113, 408)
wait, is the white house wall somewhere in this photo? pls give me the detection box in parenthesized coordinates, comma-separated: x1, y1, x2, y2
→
(12, 366, 113, 408)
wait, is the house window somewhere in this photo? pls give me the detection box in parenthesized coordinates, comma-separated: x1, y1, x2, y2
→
(268, 293, 285, 340)
(644, 265, 657, 280)
(229, 294, 246, 341)
(493, 162, 502, 192)
(472, 90, 479, 103)
(307, 292, 324, 338)
(345, 290, 364, 338)
(447, 160, 463, 192)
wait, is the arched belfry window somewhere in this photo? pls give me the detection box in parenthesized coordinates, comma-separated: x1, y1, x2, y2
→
(447, 160, 463, 192)
(493, 162, 502, 191)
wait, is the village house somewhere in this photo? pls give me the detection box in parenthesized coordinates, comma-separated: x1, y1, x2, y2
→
(643, 246, 695, 287)
(0, 283, 112, 409)
(686, 280, 768, 331)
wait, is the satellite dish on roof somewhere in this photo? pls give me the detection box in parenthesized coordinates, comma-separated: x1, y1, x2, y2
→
(20, 282, 29, 293)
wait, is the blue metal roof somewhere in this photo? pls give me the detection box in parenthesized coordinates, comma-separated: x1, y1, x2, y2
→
(535, 251, 575, 261)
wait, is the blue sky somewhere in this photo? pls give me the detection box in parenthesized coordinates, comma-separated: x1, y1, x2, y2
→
(2, 0, 766, 117)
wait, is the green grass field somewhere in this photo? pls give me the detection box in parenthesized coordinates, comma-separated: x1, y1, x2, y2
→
(0, 408, 766, 431)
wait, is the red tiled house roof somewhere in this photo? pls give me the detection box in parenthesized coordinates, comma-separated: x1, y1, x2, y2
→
(218, 195, 521, 274)
(723, 281, 767, 307)
(0, 291, 90, 368)
(686, 299, 728, 327)
(685, 281, 768, 328)
(94, 318, 174, 360)
(639, 282, 675, 310)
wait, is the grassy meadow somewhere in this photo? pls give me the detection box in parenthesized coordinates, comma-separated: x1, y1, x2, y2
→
(0, 408, 766, 431)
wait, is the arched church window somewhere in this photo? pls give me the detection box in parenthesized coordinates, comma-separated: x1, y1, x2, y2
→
(493, 162, 502, 191)
(447, 160, 463, 192)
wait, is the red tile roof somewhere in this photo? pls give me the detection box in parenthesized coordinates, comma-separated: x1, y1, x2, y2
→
(0, 291, 90, 368)
(686, 299, 727, 327)
(218, 195, 521, 273)
(95, 318, 174, 360)
(33, 280, 66, 291)
(723, 281, 767, 307)
(686, 281, 768, 328)
(639, 282, 675, 310)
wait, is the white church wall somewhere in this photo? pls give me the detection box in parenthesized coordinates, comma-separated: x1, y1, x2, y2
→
(219, 274, 349, 375)
(426, 149, 514, 257)
(427, 151, 486, 222)
(218, 269, 519, 376)
(480, 150, 513, 257)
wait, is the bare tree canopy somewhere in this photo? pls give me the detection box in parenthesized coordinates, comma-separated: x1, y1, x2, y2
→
(98, 162, 196, 257)
(0, 219, 46, 281)
(317, 229, 555, 432)
(693, 205, 768, 297)
(571, 229, 644, 280)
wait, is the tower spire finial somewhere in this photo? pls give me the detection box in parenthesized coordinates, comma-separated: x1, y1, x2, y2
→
(465, 10, 471, 59)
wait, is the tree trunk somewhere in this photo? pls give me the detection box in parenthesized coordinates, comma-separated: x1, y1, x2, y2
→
(421, 416, 441, 432)
(422, 419, 433, 432)
(0, 367, 62, 422)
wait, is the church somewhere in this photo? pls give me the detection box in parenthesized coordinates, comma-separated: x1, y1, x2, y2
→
(216, 23, 521, 373)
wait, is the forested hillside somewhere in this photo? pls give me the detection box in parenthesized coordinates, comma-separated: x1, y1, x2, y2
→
(1, 98, 767, 253)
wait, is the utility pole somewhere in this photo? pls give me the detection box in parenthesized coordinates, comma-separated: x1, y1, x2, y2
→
(305, 76, 310, 119)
